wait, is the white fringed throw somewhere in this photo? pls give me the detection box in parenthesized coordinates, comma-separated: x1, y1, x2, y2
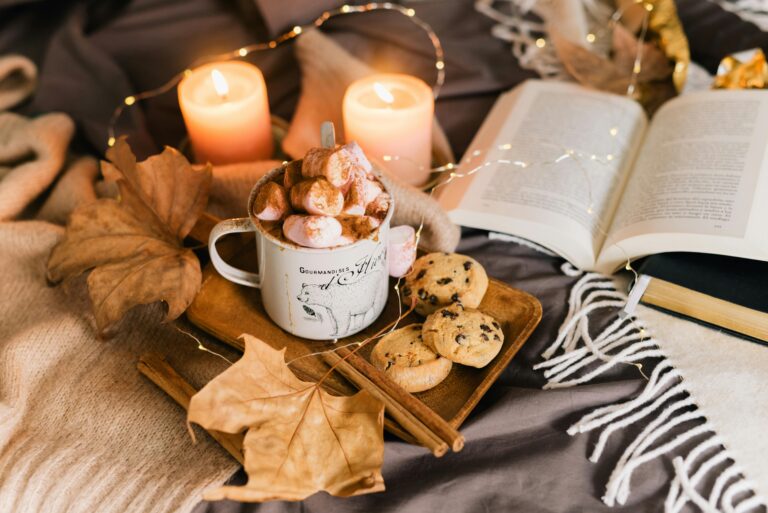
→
(479, 2, 768, 509)
(536, 264, 768, 512)
(711, 0, 768, 32)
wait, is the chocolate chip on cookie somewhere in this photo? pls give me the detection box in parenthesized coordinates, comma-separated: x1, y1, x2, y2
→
(402, 253, 489, 315)
(370, 323, 452, 393)
(423, 304, 504, 368)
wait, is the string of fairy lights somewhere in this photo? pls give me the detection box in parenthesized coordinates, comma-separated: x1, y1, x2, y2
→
(106, 2, 445, 148)
(114, 1, 662, 367)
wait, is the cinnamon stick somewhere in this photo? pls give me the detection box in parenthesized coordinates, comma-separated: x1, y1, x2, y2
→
(336, 347, 465, 452)
(322, 351, 448, 457)
(137, 353, 245, 464)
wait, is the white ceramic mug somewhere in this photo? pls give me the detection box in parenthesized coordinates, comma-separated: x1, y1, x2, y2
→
(208, 165, 393, 340)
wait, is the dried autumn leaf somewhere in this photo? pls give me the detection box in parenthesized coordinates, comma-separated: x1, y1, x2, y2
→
(551, 22, 675, 113)
(612, 23, 672, 82)
(188, 334, 385, 502)
(552, 24, 672, 94)
(47, 137, 212, 337)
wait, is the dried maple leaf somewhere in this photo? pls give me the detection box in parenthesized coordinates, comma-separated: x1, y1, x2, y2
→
(47, 137, 212, 337)
(551, 23, 675, 112)
(188, 334, 385, 502)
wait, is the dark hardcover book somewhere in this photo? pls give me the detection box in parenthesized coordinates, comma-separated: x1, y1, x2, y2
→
(638, 253, 768, 343)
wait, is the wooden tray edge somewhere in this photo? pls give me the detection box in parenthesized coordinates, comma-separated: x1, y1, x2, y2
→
(448, 279, 543, 428)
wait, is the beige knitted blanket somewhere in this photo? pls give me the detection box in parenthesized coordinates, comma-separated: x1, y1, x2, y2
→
(0, 52, 459, 513)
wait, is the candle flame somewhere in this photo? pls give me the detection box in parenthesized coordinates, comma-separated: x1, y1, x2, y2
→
(211, 69, 229, 99)
(373, 82, 395, 105)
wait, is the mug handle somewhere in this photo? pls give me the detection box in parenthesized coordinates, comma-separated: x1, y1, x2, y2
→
(208, 217, 261, 288)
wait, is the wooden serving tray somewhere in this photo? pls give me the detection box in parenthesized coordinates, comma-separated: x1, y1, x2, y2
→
(187, 240, 542, 433)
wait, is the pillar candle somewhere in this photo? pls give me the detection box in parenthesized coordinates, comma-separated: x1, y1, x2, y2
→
(178, 61, 272, 165)
(343, 74, 434, 186)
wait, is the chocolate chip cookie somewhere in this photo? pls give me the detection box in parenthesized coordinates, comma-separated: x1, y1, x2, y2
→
(370, 323, 452, 393)
(401, 253, 488, 316)
(422, 304, 504, 368)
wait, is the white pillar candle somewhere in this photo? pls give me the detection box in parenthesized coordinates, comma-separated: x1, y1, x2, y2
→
(343, 73, 434, 186)
(178, 61, 273, 165)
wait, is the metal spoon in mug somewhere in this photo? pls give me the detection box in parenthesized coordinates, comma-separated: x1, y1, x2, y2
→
(321, 121, 336, 149)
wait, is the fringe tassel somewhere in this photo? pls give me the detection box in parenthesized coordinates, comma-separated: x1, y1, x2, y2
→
(539, 267, 766, 512)
(711, 0, 768, 32)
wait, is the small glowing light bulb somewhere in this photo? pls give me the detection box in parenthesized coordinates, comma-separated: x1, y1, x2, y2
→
(293, 25, 303, 34)
(436, 61, 445, 70)
(406, 8, 416, 16)
(107, 136, 116, 147)
(341, 4, 351, 12)
(238, 47, 248, 57)
(124, 96, 135, 106)
(586, 33, 596, 43)
(535, 38, 546, 48)
(606, 154, 614, 161)
(609, 127, 618, 136)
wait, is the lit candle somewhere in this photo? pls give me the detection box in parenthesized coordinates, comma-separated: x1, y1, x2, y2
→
(178, 61, 273, 165)
(343, 73, 434, 186)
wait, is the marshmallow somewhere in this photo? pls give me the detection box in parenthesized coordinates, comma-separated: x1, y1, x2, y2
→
(342, 173, 367, 216)
(343, 169, 384, 216)
(282, 215, 342, 248)
(388, 225, 417, 278)
(363, 177, 383, 204)
(301, 142, 372, 188)
(253, 181, 290, 221)
(366, 192, 391, 220)
(342, 141, 372, 173)
(283, 160, 303, 190)
(338, 215, 380, 240)
(289, 177, 344, 216)
(332, 232, 357, 247)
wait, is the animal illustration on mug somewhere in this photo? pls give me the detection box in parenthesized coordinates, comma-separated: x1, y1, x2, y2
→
(296, 270, 384, 337)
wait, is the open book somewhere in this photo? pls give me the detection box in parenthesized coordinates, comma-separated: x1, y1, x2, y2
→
(437, 80, 768, 274)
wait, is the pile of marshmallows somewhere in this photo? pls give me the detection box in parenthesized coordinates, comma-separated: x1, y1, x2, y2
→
(252, 142, 416, 277)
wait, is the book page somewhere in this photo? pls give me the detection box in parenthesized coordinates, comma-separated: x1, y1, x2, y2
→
(438, 80, 647, 269)
(599, 90, 768, 272)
